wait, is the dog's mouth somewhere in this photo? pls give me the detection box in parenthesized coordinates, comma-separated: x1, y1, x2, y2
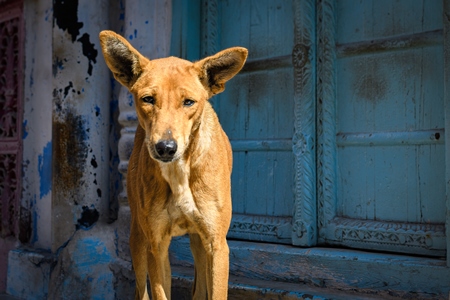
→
(155, 156, 176, 163)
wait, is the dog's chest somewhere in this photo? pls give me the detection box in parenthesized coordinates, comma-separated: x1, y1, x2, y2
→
(159, 161, 197, 235)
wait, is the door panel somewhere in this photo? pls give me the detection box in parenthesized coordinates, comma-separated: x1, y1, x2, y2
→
(338, 146, 446, 223)
(202, 0, 295, 243)
(219, 70, 294, 140)
(220, 0, 295, 59)
(337, 48, 444, 133)
(338, 0, 443, 43)
(318, 0, 446, 256)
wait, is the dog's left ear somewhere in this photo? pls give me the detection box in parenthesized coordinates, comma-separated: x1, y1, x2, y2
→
(195, 47, 248, 96)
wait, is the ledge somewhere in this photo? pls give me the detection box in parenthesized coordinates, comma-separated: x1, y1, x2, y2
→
(169, 236, 449, 299)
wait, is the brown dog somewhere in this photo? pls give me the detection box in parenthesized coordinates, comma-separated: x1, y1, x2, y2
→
(99, 30, 247, 299)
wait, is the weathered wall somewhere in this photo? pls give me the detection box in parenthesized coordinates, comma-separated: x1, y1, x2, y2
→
(51, 0, 111, 251)
(7, 0, 123, 298)
(22, 0, 53, 251)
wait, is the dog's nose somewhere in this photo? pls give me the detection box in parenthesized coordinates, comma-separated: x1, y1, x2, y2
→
(155, 139, 178, 160)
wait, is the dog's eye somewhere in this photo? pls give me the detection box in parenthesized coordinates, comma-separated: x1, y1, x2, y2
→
(183, 99, 195, 107)
(142, 96, 155, 105)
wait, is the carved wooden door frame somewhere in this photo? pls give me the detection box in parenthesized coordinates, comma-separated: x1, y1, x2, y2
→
(0, 0, 24, 240)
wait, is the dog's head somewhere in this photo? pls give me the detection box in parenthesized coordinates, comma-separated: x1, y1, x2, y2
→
(99, 30, 247, 163)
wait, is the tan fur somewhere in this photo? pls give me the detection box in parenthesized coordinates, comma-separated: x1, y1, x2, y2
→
(99, 30, 247, 300)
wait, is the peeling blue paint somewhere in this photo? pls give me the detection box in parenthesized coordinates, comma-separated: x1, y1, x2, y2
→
(44, 9, 50, 21)
(127, 92, 134, 106)
(126, 114, 137, 122)
(53, 57, 65, 77)
(67, 237, 114, 299)
(22, 120, 28, 139)
(94, 105, 100, 116)
(38, 142, 52, 198)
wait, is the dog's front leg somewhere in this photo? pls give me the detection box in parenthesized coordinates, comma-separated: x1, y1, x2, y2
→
(147, 237, 172, 300)
(205, 237, 230, 300)
(130, 220, 150, 300)
(190, 234, 208, 299)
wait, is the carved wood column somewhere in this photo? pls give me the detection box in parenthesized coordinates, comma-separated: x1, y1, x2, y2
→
(291, 0, 318, 246)
(316, 0, 338, 246)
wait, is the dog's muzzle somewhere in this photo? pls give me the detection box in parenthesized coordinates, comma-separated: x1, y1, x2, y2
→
(154, 139, 178, 162)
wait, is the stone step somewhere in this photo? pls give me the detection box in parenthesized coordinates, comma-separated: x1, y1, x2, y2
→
(170, 266, 401, 300)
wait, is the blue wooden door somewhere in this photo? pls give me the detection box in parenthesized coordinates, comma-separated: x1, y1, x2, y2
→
(201, 0, 297, 244)
(317, 0, 447, 256)
(186, 0, 450, 256)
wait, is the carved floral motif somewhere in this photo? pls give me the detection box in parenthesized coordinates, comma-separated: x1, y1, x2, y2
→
(332, 217, 445, 251)
(228, 215, 292, 243)
(292, 44, 308, 69)
(0, 17, 20, 139)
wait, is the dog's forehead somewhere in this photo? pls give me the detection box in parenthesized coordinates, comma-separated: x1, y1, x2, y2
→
(134, 57, 204, 93)
(150, 56, 194, 68)
(149, 56, 196, 77)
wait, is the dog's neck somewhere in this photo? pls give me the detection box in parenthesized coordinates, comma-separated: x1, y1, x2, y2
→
(189, 103, 216, 167)
(158, 159, 190, 196)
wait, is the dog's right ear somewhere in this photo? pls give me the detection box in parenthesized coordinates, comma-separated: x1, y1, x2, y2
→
(99, 30, 148, 87)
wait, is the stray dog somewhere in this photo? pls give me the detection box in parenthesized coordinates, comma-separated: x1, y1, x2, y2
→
(99, 30, 247, 300)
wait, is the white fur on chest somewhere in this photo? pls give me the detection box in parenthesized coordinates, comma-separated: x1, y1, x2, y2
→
(159, 160, 197, 235)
